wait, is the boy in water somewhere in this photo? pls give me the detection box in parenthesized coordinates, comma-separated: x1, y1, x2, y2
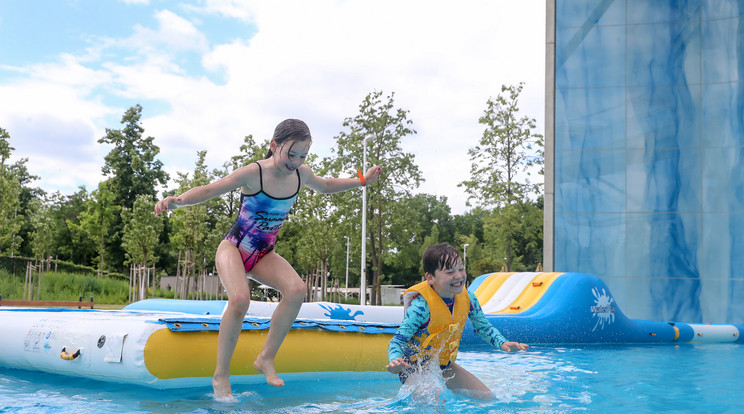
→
(386, 243, 529, 400)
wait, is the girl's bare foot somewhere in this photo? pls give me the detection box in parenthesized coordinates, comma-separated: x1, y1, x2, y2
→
(212, 375, 237, 402)
(253, 354, 284, 387)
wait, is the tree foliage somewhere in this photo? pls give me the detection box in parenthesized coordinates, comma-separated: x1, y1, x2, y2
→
(28, 197, 55, 260)
(460, 83, 543, 207)
(98, 105, 169, 270)
(0, 172, 24, 255)
(460, 83, 544, 271)
(0, 88, 546, 298)
(169, 151, 213, 273)
(328, 91, 423, 304)
(99, 105, 169, 207)
(54, 188, 97, 266)
(0, 128, 25, 256)
(122, 194, 164, 267)
(68, 182, 120, 274)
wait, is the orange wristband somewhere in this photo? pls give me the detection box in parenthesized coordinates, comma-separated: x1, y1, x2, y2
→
(357, 169, 366, 186)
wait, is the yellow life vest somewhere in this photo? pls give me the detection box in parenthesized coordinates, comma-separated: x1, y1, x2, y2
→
(404, 281, 470, 365)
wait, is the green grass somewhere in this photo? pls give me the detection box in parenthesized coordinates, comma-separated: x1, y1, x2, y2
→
(0, 269, 130, 304)
(0, 269, 364, 306)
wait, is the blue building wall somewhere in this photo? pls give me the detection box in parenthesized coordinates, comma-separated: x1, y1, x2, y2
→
(552, 0, 744, 323)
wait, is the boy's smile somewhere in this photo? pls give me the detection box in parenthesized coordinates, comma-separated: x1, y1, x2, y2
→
(427, 261, 467, 298)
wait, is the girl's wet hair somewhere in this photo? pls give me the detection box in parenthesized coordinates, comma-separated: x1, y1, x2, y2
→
(423, 242, 462, 275)
(265, 119, 313, 158)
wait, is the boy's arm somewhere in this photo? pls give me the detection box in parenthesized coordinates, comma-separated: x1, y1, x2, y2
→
(467, 292, 508, 350)
(388, 295, 429, 362)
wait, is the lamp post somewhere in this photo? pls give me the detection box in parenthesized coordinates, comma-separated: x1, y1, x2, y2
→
(344, 236, 350, 300)
(463, 243, 470, 282)
(9, 206, 17, 258)
(360, 135, 369, 305)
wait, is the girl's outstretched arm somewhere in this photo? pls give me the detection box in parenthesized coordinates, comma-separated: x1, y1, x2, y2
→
(154, 164, 257, 216)
(301, 165, 382, 194)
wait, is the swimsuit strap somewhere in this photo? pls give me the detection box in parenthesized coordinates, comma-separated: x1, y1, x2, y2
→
(255, 162, 264, 192)
(295, 168, 301, 193)
(253, 161, 301, 197)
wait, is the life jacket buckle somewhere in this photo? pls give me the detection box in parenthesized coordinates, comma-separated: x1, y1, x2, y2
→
(448, 323, 458, 333)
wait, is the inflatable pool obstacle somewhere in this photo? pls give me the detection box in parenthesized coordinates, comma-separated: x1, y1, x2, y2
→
(0, 272, 741, 389)
(462, 272, 744, 345)
(0, 304, 399, 389)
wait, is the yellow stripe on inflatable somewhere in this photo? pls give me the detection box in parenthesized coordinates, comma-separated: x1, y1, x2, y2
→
(144, 327, 392, 380)
(496, 272, 563, 314)
(473, 272, 515, 304)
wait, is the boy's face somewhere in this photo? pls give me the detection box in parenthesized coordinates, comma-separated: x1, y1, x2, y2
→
(426, 259, 467, 298)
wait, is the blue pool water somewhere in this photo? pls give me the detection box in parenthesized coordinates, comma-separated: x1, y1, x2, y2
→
(1, 344, 742, 413)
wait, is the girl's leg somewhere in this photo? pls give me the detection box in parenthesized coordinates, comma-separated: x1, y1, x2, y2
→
(212, 240, 252, 399)
(442, 362, 494, 400)
(247, 251, 306, 387)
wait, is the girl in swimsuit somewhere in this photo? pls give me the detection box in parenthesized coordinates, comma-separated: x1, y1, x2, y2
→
(154, 119, 382, 400)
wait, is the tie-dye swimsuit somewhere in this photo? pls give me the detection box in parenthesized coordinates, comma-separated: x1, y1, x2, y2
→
(224, 162, 301, 272)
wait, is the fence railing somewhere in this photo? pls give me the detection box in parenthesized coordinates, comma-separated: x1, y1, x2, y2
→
(0, 295, 94, 309)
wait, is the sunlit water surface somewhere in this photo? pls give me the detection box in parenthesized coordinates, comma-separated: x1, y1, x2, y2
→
(1, 344, 742, 413)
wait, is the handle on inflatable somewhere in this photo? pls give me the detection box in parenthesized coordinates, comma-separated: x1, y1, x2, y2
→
(60, 347, 81, 361)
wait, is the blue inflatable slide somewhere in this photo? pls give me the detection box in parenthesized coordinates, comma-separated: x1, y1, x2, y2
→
(461, 272, 744, 345)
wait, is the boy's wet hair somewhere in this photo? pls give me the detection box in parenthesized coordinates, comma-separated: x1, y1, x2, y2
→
(423, 242, 462, 275)
(265, 119, 313, 158)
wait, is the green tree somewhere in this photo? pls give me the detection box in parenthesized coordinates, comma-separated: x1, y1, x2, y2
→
(419, 224, 441, 275)
(70, 182, 120, 274)
(169, 151, 212, 279)
(0, 128, 24, 256)
(460, 83, 544, 271)
(380, 193, 453, 287)
(281, 155, 342, 298)
(122, 194, 163, 267)
(7, 158, 44, 258)
(482, 198, 543, 273)
(0, 172, 23, 255)
(328, 91, 423, 305)
(28, 198, 55, 260)
(54, 188, 97, 266)
(211, 134, 269, 219)
(98, 104, 169, 270)
(0, 127, 13, 167)
(122, 194, 164, 296)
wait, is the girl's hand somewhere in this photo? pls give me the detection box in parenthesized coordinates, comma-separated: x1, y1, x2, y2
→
(501, 342, 530, 352)
(154, 196, 182, 217)
(386, 357, 410, 374)
(364, 166, 382, 186)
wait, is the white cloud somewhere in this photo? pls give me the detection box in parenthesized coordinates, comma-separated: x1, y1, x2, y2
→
(118, 0, 149, 5)
(1, 1, 546, 214)
(186, 0, 257, 22)
(120, 9, 209, 56)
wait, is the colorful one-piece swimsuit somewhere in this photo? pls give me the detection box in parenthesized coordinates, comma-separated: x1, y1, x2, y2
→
(224, 162, 301, 272)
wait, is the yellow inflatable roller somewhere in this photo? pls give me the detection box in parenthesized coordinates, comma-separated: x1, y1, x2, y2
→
(0, 308, 396, 389)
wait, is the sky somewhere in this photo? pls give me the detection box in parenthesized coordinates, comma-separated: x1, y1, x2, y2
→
(0, 0, 546, 215)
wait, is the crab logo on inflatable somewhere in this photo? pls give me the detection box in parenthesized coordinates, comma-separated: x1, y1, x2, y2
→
(590, 287, 615, 331)
(318, 303, 364, 321)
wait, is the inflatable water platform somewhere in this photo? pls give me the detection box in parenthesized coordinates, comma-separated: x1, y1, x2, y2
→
(463, 272, 744, 345)
(0, 272, 741, 388)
